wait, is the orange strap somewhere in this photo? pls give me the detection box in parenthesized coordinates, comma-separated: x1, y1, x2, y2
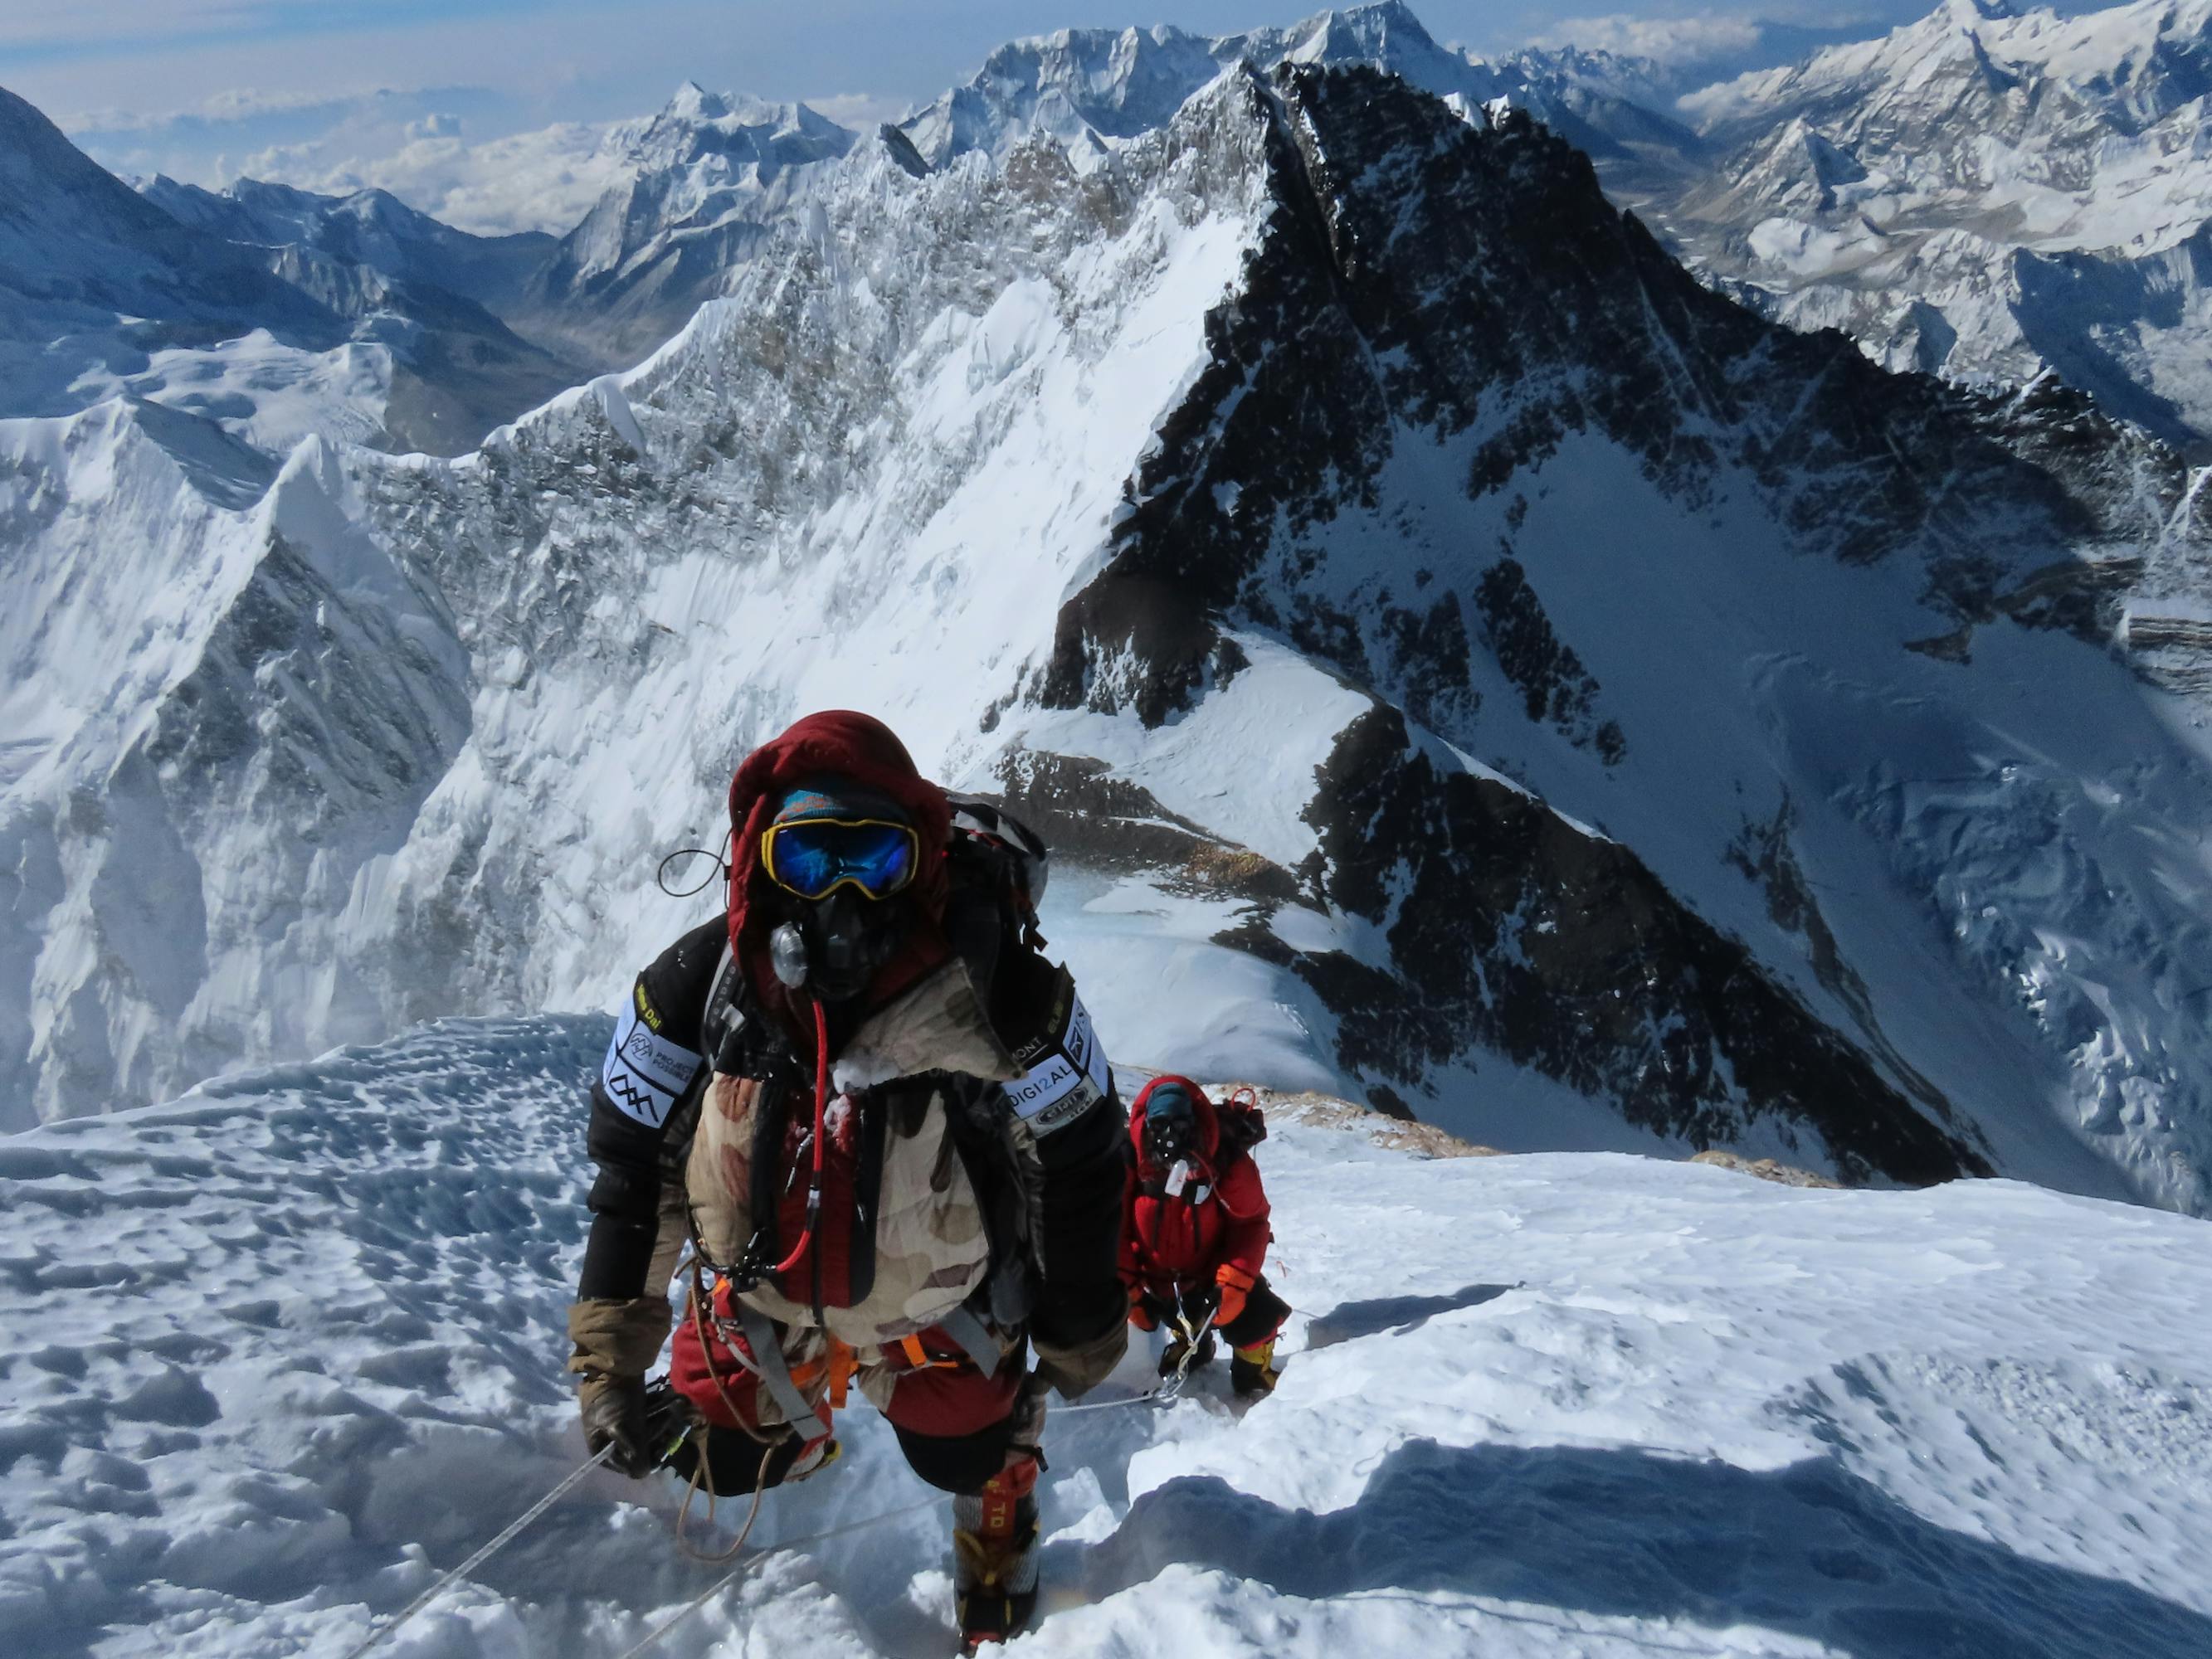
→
(826, 1338, 854, 1409)
(899, 1334, 960, 1371)
(1216, 1262, 1258, 1292)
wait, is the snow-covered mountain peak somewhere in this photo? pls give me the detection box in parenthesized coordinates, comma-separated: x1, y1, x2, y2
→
(636, 81, 850, 160)
(1274, 0, 1451, 65)
(896, 1, 1503, 170)
(517, 80, 859, 362)
(8, 22, 2212, 1229)
(1688, 0, 2212, 139)
(641, 81, 854, 153)
(665, 77, 728, 120)
(0, 85, 182, 247)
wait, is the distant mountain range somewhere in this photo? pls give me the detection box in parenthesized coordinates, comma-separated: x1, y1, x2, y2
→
(13, 1, 2212, 458)
(1650, 0, 2212, 457)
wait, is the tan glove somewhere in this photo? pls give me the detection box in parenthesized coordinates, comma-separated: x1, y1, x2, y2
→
(1030, 1316, 1127, 1401)
(568, 1297, 675, 1479)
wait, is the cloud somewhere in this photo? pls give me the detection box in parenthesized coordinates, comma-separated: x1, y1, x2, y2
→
(1527, 12, 1767, 69)
(801, 91, 909, 130)
(244, 119, 632, 237)
(65, 81, 627, 235)
(65, 86, 368, 135)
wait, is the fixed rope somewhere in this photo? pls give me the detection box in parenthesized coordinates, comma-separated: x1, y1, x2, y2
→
(336, 1442, 616, 1659)
(343, 1301, 1224, 1656)
(1059, 1305, 1218, 1413)
(614, 1494, 943, 1659)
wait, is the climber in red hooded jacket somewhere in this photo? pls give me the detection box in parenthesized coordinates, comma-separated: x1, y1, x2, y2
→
(1120, 1075, 1291, 1397)
(565, 711, 1127, 1652)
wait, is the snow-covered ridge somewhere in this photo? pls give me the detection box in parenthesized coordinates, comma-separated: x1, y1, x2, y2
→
(2, 1015, 2209, 1655)
(0, 66, 1279, 1130)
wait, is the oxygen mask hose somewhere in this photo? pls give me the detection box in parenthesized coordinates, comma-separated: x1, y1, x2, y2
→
(769, 992, 831, 1278)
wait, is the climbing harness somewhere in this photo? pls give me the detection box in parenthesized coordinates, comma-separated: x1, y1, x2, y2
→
(335, 1441, 616, 1659)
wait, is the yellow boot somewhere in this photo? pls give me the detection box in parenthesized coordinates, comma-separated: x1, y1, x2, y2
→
(1230, 1338, 1279, 1398)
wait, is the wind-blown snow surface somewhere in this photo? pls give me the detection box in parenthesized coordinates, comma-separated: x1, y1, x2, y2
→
(3, 1018, 2211, 1657)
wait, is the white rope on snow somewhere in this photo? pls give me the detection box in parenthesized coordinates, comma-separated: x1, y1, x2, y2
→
(335, 1442, 616, 1659)
(613, 1494, 945, 1659)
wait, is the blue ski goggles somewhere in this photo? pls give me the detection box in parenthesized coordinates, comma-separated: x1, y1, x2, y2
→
(760, 817, 919, 902)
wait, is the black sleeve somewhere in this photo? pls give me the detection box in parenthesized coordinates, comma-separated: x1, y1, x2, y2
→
(1026, 1079, 1129, 1354)
(575, 918, 724, 1301)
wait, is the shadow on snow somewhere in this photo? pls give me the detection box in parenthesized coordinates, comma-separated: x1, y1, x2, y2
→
(1077, 1438, 2212, 1658)
(1303, 1283, 1515, 1349)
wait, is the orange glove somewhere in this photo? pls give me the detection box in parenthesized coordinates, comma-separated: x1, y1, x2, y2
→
(1128, 1286, 1158, 1331)
(1214, 1262, 1256, 1331)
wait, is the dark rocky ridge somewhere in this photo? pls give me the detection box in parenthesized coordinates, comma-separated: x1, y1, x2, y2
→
(1053, 64, 2192, 716)
(1276, 708, 1989, 1183)
(1037, 61, 2205, 1184)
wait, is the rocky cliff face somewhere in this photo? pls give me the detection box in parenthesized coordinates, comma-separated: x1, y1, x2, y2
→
(1021, 64, 2212, 1204)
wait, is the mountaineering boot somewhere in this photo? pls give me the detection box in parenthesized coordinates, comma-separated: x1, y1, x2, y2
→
(1230, 1338, 1279, 1398)
(953, 1454, 1040, 1652)
(1158, 1328, 1216, 1379)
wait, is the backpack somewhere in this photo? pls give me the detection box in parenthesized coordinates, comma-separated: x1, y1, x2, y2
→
(1212, 1086, 1268, 1169)
(945, 792, 1050, 948)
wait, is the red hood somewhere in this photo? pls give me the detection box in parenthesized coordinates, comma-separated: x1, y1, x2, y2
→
(725, 710, 953, 1014)
(1127, 1073, 1220, 1178)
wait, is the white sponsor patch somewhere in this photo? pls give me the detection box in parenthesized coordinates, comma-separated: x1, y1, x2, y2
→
(1006, 990, 1110, 1136)
(601, 1000, 704, 1129)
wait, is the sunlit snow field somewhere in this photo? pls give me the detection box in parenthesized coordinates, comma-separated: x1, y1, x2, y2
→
(2, 1017, 2210, 1657)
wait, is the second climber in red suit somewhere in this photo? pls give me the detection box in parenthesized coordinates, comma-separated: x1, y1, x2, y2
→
(563, 712, 1128, 1652)
(1120, 1075, 1291, 1395)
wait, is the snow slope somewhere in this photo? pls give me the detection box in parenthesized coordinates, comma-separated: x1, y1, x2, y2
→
(3, 1017, 2210, 1656)
(0, 406, 470, 1127)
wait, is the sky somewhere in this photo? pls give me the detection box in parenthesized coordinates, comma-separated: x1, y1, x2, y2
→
(0, 1, 2044, 236)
